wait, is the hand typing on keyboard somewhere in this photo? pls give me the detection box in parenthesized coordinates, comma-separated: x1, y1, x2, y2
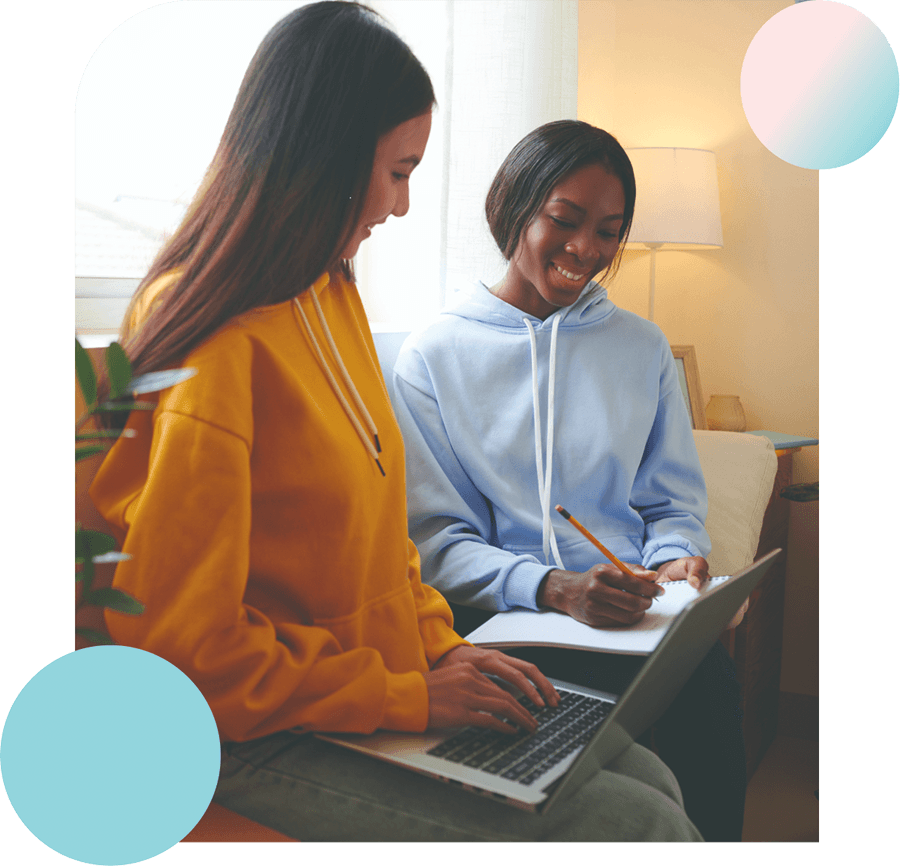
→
(428, 688, 615, 785)
(424, 645, 560, 734)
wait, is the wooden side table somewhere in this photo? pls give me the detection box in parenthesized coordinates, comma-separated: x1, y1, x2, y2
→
(720, 439, 813, 779)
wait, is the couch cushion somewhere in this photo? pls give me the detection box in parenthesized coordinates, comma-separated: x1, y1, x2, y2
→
(693, 430, 777, 577)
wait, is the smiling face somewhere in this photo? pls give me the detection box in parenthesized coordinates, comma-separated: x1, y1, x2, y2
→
(341, 111, 432, 259)
(494, 163, 626, 320)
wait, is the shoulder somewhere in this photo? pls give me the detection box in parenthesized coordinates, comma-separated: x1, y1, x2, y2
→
(395, 314, 463, 376)
(154, 301, 296, 441)
(593, 303, 671, 358)
(403, 314, 465, 354)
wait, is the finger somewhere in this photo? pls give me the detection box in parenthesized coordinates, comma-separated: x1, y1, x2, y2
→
(685, 558, 710, 589)
(630, 566, 665, 598)
(588, 565, 658, 599)
(614, 570, 665, 599)
(460, 652, 546, 706)
(471, 687, 538, 732)
(577, 588, 650, 625)
(458, 665, 540, 730)
(491, 656, 561, 708)
(428, 667, 537, 733)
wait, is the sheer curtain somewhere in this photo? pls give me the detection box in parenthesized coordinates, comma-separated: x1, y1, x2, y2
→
(359, 0, 578, 328)
(73, 0, 578, 335)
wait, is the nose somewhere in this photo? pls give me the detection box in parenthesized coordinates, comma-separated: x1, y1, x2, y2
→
(392, 182, 410, 219)
(564, 230, 602, 265)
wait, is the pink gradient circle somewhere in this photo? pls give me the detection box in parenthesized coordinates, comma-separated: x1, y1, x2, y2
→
(741, 1, 898, 169)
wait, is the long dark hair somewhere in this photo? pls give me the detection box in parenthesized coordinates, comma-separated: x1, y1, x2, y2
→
(115, 1, 434, 387)
(485, 120, 636, 281)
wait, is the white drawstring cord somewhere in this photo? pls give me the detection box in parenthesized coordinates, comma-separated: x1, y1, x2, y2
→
(293, 295, 385, 476)
(524, 315, 564, 569)
(309, 290, 382, 455)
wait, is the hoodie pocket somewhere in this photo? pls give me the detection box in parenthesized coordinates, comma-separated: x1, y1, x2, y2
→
(503, 535, 644, 571)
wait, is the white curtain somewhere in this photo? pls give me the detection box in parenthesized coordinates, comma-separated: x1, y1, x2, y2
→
(74, 0, 578, 335)
(359, 0, 578, 328)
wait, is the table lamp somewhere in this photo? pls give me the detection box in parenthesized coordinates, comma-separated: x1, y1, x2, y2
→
(624, 148, 723, 321)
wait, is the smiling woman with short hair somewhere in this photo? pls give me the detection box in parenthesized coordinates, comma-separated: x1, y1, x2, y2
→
(393, 119, 747, 841)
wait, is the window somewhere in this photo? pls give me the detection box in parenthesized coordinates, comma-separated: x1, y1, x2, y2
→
(76, 0, 577, 337)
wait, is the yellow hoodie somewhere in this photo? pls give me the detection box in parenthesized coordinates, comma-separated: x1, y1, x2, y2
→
(90, 272, 467, 742)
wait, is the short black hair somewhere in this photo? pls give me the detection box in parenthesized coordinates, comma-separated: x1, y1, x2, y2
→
(485, 121, 636, 279)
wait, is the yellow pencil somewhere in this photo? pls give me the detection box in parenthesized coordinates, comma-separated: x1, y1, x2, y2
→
(555, 505, 655, 583)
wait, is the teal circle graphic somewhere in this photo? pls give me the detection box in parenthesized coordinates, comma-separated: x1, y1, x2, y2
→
(1, 647, 220, 864)
(741, 1, 899, 169)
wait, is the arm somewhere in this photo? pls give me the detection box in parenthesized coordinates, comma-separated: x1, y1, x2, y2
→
(632, 352, 712, 570)
(96, 409, 431, 741)
(392, 364, 552, 612)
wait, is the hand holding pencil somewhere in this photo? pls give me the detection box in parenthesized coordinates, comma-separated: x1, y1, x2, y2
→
(533, 506, 664, 629)
(555, 506, 654, 583)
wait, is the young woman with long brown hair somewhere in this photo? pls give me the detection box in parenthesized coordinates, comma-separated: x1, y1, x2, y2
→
(90, 3, 700, 841)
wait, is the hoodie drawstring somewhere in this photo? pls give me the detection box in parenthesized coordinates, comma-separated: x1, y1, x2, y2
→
(524, 315, 564, 569)
(293, 290, 385, 476)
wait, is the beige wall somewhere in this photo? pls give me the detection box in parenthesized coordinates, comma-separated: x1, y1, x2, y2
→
(578, 0, 818, 696)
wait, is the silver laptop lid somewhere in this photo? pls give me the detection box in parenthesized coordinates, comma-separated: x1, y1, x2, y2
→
(542, 549, 781, 813)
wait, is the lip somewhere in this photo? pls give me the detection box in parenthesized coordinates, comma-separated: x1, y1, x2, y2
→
(551, 262, 590, 282)
(362, 219, 386, 238)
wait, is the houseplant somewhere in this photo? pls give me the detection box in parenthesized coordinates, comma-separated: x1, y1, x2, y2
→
(75, 338, 195, 646)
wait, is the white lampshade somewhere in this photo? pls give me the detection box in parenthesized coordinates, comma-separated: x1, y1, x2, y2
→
(625, 148, 723, 250)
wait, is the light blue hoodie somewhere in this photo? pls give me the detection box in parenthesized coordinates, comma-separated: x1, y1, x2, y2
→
(392, 279, 711, 613)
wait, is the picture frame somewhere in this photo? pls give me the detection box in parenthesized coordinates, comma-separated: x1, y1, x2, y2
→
(670, 345, 707, 430)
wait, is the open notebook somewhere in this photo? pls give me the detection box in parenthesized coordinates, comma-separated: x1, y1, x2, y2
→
(465, 575, 735, 656)
(315, 551, 779, 814)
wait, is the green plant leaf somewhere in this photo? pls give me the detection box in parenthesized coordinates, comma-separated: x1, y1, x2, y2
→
(83, 587, 145, 615)
(76, 445, 107, 463)
(76, 429, 131, 441)
(75, 558, 93, 584)
(75, 338, 97, 406)
(76, 627, 115, 646)
(128, 367, 198, 395)
(94, 400, 158, 414)
(76, 529, 118, 560)
(105, 341, 133, 399)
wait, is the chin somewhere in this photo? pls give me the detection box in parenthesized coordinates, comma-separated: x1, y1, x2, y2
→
(341, 241, 362, 260)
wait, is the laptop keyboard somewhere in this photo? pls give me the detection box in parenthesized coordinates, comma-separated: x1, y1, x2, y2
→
(426, 689, 615, 786)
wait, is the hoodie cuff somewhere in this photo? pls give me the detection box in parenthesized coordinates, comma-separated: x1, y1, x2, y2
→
(644, 544, 697, 571)
(380, 670, 430, 732)
(503, 562, 557, 611)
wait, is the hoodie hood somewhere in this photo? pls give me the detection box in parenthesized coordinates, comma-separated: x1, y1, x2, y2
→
(441, 279, 616, 331)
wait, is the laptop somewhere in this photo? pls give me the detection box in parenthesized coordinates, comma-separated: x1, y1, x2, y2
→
(316, 549, 780, 814)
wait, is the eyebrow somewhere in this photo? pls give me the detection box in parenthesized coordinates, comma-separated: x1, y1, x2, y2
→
(550, 198, 624, 220)
(398, 155, 421, 167)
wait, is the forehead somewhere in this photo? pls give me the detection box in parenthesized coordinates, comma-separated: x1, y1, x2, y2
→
(546, 163, 626, 211)
(375, 111, 432, 162)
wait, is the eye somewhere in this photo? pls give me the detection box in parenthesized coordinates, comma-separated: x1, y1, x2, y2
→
(549, 216, 575, 229)
(392, 172, 410, 181)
